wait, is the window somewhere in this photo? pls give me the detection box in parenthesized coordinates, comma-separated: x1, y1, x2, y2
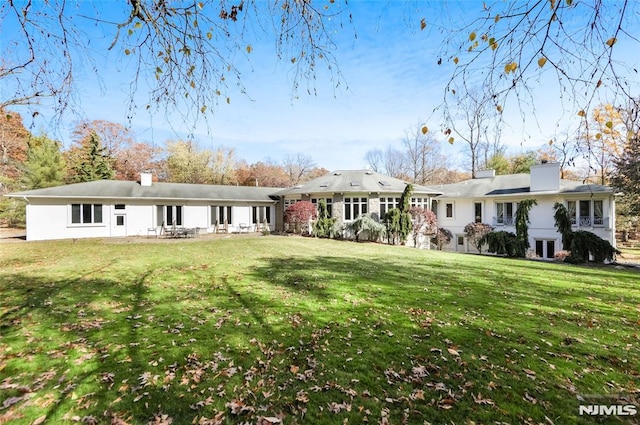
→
(445, 202, 454, 218)
(344, 197, 368, 220)
(474, 202, 482, 223)
(71, 203, 103, 224)
(311, 198, 333, 217)
(379, 197, 400, 217)
(157, 205, 183, 226)
(116, 215, 125, 226)
(457, 235, 464, 245)
(496, 202, 514, 225)
(210, 205, 232, 226)
(567, 200, 577, 225)
(251, 206, 272, 224)
(284, 199, 298, 208)
(579, 200, 591, 226)
(114, 204, 126, 210)
(567, 199, 605, 227)
(535, 239, 556, 259)
(411, 197, 428, 209)
(593, 200, 603, 226)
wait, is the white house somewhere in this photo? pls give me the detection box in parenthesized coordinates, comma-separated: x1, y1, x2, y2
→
(5, 165, 617, 256)
(7, 173, 279, 241)
(430, 162, 616, 257)
(273, 169, 442, 222)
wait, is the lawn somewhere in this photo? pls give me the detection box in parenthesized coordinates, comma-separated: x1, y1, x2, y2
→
(1, 236, 639, 424)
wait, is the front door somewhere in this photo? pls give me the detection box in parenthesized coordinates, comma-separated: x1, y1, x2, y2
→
(112, 214, 126, 237)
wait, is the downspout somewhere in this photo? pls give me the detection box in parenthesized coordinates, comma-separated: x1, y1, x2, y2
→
(610, 194, 616, 247)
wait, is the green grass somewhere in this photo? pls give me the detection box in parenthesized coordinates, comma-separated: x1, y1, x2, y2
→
(1, 236, 639, 424)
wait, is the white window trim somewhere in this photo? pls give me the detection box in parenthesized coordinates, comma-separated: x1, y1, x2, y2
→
(68, 203, 106, 227)
(444, 201, 455, 219)
(567, 199, 605, 228)
(343, 196, 368, 221)
(495, 201, 515, 226)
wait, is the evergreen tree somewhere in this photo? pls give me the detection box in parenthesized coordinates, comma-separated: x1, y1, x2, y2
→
(514, 199, 537, 256)
(313, 199, 337, 238)
(66, 132, 115, 183)
(611, 133, 640, 232)
(22, 135, 66, 189)
(553, 202, 574, 250)
(384, 183, 414, 245)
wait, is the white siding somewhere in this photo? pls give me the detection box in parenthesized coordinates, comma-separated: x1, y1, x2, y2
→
(435, 194, 615, 254)
(24, 199, 276, 241)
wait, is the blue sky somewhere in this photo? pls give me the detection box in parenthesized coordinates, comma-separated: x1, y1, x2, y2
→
(4, 1, 640, 172)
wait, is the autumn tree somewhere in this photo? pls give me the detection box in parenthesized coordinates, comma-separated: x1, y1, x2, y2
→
(70, 120, 160, 181)
(409, 206, 437, 248)
(22, 135, 66, 189)
(163, 140, 211, 184)
(463, 222, 493, 254)
(210, 146, 237, 185)
(65, 132, 115, 183)
(282, 153, 316, 186)
(284, 201, 317, 234)
(485, 151, 537, 175)
(434, 228, 453, 250)
(2, 1, 350, 124)
(579, 104, 625, 185)
(0, 108, 29, 181)
(0, 109, 30, 226)
(235, 160, 291, 188)
(439, 2, 640, 132)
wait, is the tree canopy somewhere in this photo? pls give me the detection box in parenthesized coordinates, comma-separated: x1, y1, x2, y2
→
(1, 0, 351, 124)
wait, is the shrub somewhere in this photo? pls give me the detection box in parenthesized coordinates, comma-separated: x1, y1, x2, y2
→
(463, 222, 493, 254)
(567, 230, 620, 263)
(346, 213, 386, 242)
(284, 201, 317, 234)
(480, 231, 520, 257)
(552, 203, 620, 263)
(553, 250, 571, 262)
(433, 228, 453, 250)
(409, 206, 437, 248)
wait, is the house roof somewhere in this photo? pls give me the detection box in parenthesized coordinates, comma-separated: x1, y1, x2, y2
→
(273, 170, 443, 197)
(431, 174, 613, 199)
(7, 180, 279, 202)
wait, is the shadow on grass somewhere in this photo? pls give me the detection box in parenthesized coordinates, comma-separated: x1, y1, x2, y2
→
(1, 250, 639, 424)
